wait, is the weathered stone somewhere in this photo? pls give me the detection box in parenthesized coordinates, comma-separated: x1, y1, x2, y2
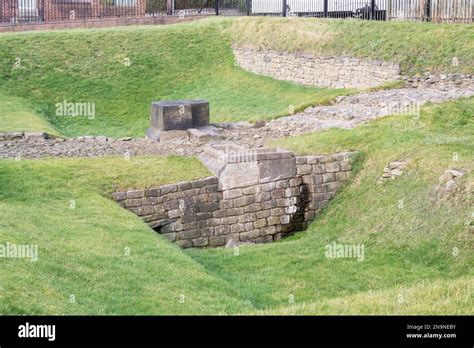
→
(192, 237, 209, 247)
(127, 190, 145, 199)
(209, 235, 226, 247)
(215, 225, 230, 235)
(179, 229, 202, 240)
(187, 127, 223, 143)
(112, 192, 126, 201)
(239, 229, 260, 241)
(297, 164, 312, 175)
(160, 184, 177, 194)
(259, 157, 296, 182)
(233, 47, 400, 89)
(150, 101, 193, 131)
(233, 195, 254, 208)
(145, 127, 161, 142)
(325, 162, 341, 173)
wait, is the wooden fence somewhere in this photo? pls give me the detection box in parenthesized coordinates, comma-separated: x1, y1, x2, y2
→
(388, 0, 473, 23)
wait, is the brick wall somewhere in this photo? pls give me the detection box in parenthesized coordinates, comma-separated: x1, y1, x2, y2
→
(112, 151, 355, 248)
(0, 13, 208, 32)
(233, 47, 400, 89)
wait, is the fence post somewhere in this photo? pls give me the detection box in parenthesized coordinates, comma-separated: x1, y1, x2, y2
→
(246, 0, 250, 16)
(167, 0, 173, 15)
(282, 0, 287, 17)
(323, 0, 328, 17)
(424, 0, 431, 22)
(215, 0, 219, 15)
(371, 0, 376, 19)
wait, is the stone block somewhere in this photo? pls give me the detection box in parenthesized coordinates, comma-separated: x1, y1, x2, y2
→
(297, 164, 312, 175)
(179, 229, 201, 240)
(145, 127, 160, 142)
(233, 195, 254, 208)
(267, 216, 280, 226)
(260, 226, 277, 236)
(254, 218, 267, 229)
(231, 223, 244, 233)
(239, 213, 256, 223)
(127, 190, 145, 199)
(244, 203, 262, 213)
(192, 237, 209, 247)
(215, 225, 230, 235)
(255, 235, 273, 243)
(150, 101, 193, 131)
(239, 229, 260, 241)
(160, 184, 177, 195)
(259, 157, 296, 183)
(186, 99, 210, 127)
(112, 192, 127, 201)
(125, 199, 142, 208)
(325, 162, 341, 173)
(209, 235, 226, 247)
(322, 173, 336, 183)
(187, 126, 223, 143)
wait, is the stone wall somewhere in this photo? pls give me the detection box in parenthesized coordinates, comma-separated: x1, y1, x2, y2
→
(233, 47, 400, 89)
(112, 148, 355, 248)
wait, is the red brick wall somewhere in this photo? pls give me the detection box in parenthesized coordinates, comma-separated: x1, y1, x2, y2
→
(1, 0, 18, 23)
(0, 13, 209, 31)
(1, 0, 146, 22)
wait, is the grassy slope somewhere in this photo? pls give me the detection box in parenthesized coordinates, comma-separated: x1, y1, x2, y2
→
(230, 17, 474, 75)
(0, 89, 58, 134)
(0, 19, 346, 137)
(1, 18, 472, 137)
(262, 277, 473, 315)
(188, 98, 473, 314)
(0, 156, 260, 314)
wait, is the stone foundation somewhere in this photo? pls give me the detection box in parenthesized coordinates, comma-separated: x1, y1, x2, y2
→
(112, 144, 355, 248)
(233, 46, 400, 89)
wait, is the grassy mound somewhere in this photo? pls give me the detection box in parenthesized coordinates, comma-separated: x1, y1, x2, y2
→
(0, 156, 258, 314)
(0, 19, 346, 137)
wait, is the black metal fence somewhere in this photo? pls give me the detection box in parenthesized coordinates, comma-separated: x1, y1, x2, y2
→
(218, 0, 387, 19)
(1, 0, 472, 26)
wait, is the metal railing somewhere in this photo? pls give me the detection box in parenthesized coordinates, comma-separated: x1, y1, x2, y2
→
(1, 0, 472, 26)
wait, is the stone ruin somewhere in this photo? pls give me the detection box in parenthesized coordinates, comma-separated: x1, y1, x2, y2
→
(112, 142, 355, 248)
(146, 99, 220, 142)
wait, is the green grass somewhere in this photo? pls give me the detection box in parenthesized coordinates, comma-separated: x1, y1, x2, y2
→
(0, 89, 59, 134)
(230, 17, 474, 75)
(1, 98, 471, 314)
(0, 18, 347, 137)
(261, 277, 473, 315)
(0, 156, 258, 314)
